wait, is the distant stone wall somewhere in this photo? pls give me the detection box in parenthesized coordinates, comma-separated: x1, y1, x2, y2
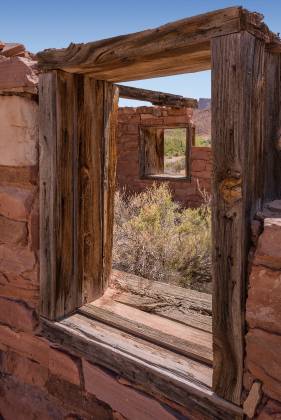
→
(243, 200, 281, 418)
(117, 106, 212, 207)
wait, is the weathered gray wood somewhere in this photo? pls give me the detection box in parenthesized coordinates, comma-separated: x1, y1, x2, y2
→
(264, 52, 281, 200)
(211, 32, 265, 404)
(78, 78, 118, 303)
(117, 84, 197, 108)
(79, 302, 213, 365)
(41, 316, 243, 419)
(36, 8, 276, 81)
(39, 71, 80, 320)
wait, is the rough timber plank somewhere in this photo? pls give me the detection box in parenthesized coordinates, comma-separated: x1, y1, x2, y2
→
(36, 7, 275, 81)
(117, 85, 198, 108)
(110, 270, 212, 332)
(211, 32, 265, 404)
(42, 316, 243, 419)
(40, 72, 118, 319)
(263, 52, 281, 200)
(39, 71, 80, 320)
(79, 295, 213, 365)
(78, 78, 118, 303)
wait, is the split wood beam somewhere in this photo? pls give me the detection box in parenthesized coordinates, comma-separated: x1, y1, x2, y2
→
(116, 85, 197, 108)
(36, 7, 280, 81)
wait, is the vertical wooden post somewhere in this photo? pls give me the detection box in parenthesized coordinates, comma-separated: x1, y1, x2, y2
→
(40, 72, 118, 320)
(264, 52, 281, 200)
(78, 78, 118, 303)
(211, 31, 265, 404)
(39, 70, 80, 320)
(140, 127, 164, 176)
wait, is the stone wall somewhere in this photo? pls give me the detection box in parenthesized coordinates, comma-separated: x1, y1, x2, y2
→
(243, 200, 281, 419)
(117, 107, 212, 207)
(0, 56, 199, 420)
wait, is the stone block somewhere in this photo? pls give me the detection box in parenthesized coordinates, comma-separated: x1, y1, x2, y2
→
(83, 359, 176, 420)
(0, 272, 39, 306)
(257, 399, 281, 419)
(2, 351, 48, 388)
(0, 215, 27, 245)
(0, 185, 35, 221)
(49, 348, 81, 386)
(0, 165, 38, 186)
(0, 296, 38, 331)
(254, 218, 281, 270)
(0, 56, 38, 91)
(247, 265, 281, 334)
(0, 245, 36, 274)
(246, 329, 281, 401)
(0, 96, 38, 166)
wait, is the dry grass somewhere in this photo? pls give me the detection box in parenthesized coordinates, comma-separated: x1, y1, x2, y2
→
(112, 183, 212, 293)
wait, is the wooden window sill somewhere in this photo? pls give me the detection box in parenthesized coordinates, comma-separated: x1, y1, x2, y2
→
(40, 270, 242, 418)
(141, 174, 192, 182)
(41, 314, 242, 419)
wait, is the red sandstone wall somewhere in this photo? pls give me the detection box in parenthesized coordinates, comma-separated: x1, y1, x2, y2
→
(117, 107, 212, 207)
(243, 201, 281, 419)
(1, 58, 281, 420)
(0, 58, 195, 420)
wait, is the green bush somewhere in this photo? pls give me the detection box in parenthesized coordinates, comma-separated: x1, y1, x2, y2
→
(113, 184, 212, 292)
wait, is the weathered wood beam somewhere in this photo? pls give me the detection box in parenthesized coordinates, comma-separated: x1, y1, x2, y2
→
(211, 32, 265, 404)
(36, 7, 278, 81)
(117, 85, 197, 108)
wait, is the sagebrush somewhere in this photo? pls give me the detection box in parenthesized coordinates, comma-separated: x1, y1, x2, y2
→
(112, 183, 212, 292)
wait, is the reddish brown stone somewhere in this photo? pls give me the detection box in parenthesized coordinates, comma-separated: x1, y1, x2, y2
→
(2, 351, 48, 388)
(0, 272, 39, 306)
(0, 325, 50, 366)
(0, 56, 38, 90)
(0, 185, 35, 221)
(28, 195, 39, 251)
(257, 399, 281, 419)
(0, 296, 38, 331)
(254, 218, 281, 269)
(0, 245, 36, 274)
(246, 329, 281, 401)
(49, 348, 81, 386)
(0, 215, 27, 245)
(247, 266, 281, 334)
(0, 165, 38, 185)
(83, 359, 176, 420)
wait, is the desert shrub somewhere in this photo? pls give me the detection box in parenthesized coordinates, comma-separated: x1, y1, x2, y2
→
(165, 156, 186, 174)
(112, 183, 212, 292)
(164, 128, 186, 157)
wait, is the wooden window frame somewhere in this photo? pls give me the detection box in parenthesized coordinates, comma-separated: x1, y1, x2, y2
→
(37, 6, 279, 414)
(139, 124, 194, 181)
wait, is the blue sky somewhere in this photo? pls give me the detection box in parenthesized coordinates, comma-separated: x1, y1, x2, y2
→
(2, 1, 281, 105)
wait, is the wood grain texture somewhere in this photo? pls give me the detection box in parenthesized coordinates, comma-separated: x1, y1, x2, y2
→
(39, 71, 80, 320)
(36, 7, 276, 81)
(110, 270, 212, 332)
(263, 52, 281, 200)
(211, 32, 265, 404)
(117, 84, 197, 108)
(40, 72, 118, 319)
(140, 126, 164, 176)
(78, 78, 118, 303)
(79, 302, 213, 365)
(42, 316, 243, 419)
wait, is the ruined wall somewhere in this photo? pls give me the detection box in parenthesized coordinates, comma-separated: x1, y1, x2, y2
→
(243, 201, 281, 419)
(117, 107, 212, 207)
(0, 55, 198, 420)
